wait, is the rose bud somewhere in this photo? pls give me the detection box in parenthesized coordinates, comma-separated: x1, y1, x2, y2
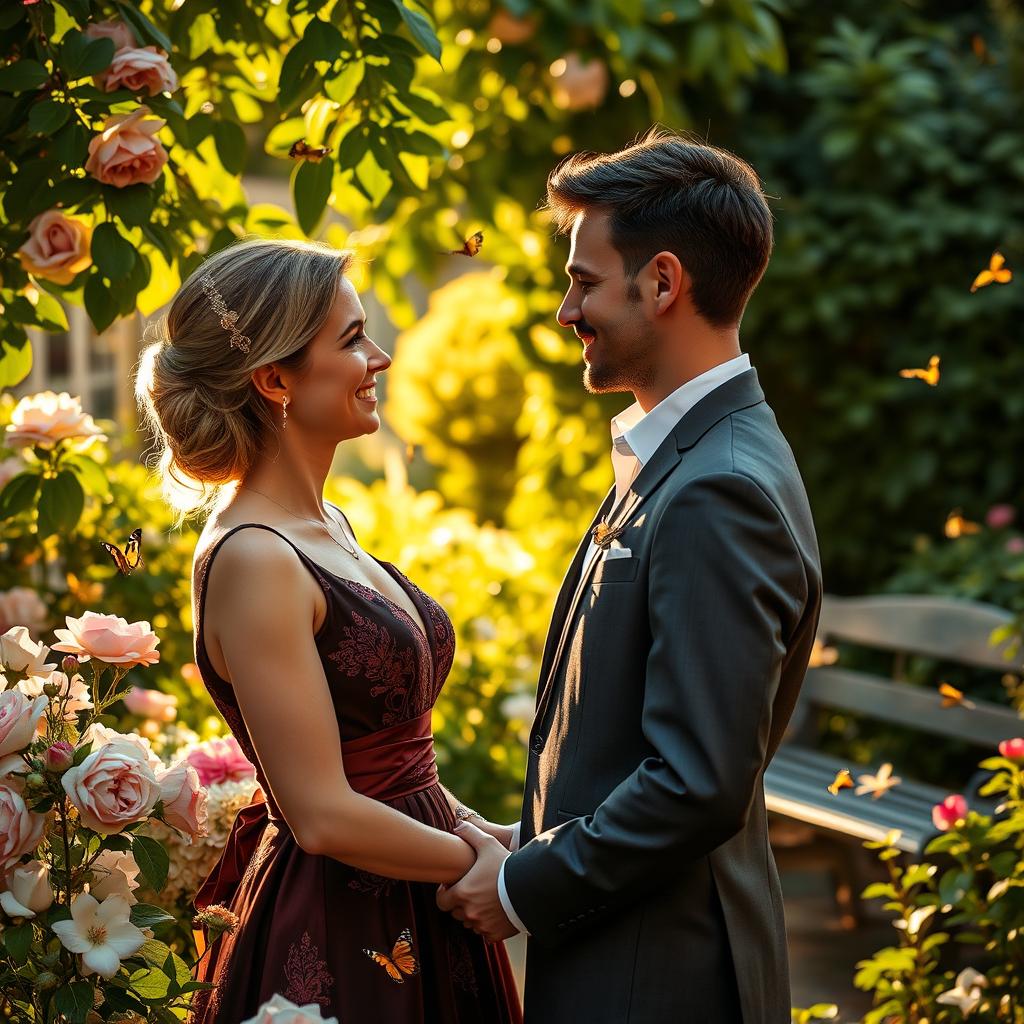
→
(61, 655, 79, 675)
(42, 681, 61, 699)
(44, 741, 74, 774)
(25, 772, 45, 791)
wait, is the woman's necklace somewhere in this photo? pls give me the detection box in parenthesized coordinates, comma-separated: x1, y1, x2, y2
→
(241, 486, 360, 559)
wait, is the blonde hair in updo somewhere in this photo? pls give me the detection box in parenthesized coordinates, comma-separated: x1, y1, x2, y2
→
(135, 236, 352, 524)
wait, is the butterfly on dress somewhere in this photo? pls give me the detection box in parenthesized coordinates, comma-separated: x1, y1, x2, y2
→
(100, 528, 144, 576)
(439, 230, 484, 257)
(288, 139, 333, 162)
(363, 928, 420, 984)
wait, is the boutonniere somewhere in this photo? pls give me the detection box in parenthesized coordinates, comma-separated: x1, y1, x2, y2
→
(592, 520, 626, 549)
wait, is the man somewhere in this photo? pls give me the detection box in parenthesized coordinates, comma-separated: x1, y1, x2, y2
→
(438, 129, 822, 1024)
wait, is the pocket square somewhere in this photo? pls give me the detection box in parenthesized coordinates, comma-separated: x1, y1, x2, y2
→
(602, 546, 632, 560)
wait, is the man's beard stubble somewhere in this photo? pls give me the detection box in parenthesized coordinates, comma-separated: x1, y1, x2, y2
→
(582, 316, 658, 397)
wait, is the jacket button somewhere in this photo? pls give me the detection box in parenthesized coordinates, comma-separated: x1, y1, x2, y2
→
(531, 734, 544, 754)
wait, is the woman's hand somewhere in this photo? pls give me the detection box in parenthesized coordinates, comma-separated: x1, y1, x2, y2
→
(466, 818, 515, 851)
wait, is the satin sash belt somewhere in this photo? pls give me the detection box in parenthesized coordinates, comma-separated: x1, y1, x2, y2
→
(195, 711, 438, 912)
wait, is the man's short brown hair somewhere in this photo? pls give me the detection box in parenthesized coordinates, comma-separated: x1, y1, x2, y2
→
(545, 128, 773, 327)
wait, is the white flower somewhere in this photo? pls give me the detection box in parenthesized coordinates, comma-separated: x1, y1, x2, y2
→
(82, 722, 162, 771)
(5, 390, 106, 450)
(937, 967, 988, 1016)
(88, 849, 141, 905)
(51, 892, 146, 978)
(19, 670, 93, 722)
(241, 993, 340, 1024)
(0, 859, 53, 918)
(0, 626, 57, 675)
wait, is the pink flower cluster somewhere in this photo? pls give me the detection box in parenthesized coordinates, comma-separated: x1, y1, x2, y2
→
(184, 736, 256, 787)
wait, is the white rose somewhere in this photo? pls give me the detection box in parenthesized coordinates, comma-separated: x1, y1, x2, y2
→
(0, 626, 57, 675)
(0, 859, 53, 918)
(241, 994, 340, 1024)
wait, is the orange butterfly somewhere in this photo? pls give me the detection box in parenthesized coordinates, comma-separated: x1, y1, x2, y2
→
(827, 769, 854, 795)
(939, 682, 977, 710)
(288, 139, 333, 162)
(100, 528, 144, 576)
(440, 230, 484, 257)
(970, 251, 1012, 293)
(364, 928, 420, 984)
(944, 510, 982, 539)
(899, 355, 940, 386)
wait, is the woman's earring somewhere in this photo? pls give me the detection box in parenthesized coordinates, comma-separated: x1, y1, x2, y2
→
(281, 395, 288, 430)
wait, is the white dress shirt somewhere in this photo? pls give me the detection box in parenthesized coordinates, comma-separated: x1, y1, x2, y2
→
(496, 353, 753, 935)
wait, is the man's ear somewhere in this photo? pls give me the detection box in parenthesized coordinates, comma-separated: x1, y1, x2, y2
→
(651, 251, 687, 314)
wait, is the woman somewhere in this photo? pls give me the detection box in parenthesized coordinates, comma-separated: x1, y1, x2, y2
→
(135, 237, 522, 1023)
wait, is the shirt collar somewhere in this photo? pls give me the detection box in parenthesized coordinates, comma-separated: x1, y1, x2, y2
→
(611, 353, 752, 466)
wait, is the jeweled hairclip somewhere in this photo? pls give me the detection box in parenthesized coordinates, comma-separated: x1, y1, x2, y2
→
(200, 272, 252, 354)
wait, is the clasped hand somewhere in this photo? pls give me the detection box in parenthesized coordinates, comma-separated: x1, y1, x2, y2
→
(436, 820, 518, 943)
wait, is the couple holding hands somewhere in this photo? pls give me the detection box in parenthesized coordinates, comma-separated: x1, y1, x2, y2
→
(135, 128, 821, 1024)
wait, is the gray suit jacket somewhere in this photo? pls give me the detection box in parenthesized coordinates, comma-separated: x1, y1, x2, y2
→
(503, 368, 822, 1024)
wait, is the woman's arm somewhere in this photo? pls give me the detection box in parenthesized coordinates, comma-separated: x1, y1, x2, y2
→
(437, 783, 516, 850)
(205, 530, 475, 884)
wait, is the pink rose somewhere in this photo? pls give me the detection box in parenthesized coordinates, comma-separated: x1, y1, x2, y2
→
(932, 794, 968, 832)
(43, 742, 74, 774)
(0, 690, 47, 758)
(156, 761, 208, 839)
(16, 210, 93, 286)
(62, 744, 161, 834)
(52, 611, 160, 667)
(123, 685, 177, 722)
(999, 737, 1024, 760)
(5, 392, 106, 450)
(83, 18, 137, 51)
(82, 723, 162, 771)
(241, 994, 339, 1024)
(986, 504, 1017, 530)
(1, 859, 53, 918)
(1007, 537, 1024, 556)
(185, 736, 256, 787)
(95, 46, 178, 96)
(0, 784, 46, 870)
(85, 106, 168, 189)
(0, 588, 48, 639)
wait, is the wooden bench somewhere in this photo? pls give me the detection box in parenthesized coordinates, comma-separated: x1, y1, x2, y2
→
(764, 594, 1022, 924)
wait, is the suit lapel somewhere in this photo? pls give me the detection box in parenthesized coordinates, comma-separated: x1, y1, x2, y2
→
(532, 368, 768, 736)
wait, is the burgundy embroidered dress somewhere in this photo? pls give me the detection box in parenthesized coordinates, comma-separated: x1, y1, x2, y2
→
(187, 524, 522, 1024)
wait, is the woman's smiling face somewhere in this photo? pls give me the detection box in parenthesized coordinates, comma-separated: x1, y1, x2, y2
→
(287, 275, 392, 442)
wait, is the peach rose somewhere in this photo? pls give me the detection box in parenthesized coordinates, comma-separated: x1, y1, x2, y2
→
(0, 784, 46, 870)
(932, 794, 968, 832)
(184, 735, 256, 786)
(16, 210, 93, 285)
(82, 722, 162, 772)
(85, 106, 168, 189)
(550, 53, 609, 111)
(1, 859, 53, 918)
(0, 626, 57, 675)
(62, 742, 161, 834)
(88, 849, 140, 904)
(52, 611, 160, 667)
(0, 588, 48, 639)
(0, 690, 47, 758)
(83, 18, 137, 51)
(156, 761, 208, 839)
(241, 994, 339, 1024)
(5, 392, 106, 450)
(123, 685, 177, 722)
(96, 45, 178, 96)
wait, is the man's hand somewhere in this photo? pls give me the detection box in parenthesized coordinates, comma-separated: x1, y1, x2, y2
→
(437, 821, 518, 942)
(467, 818, 516, 850)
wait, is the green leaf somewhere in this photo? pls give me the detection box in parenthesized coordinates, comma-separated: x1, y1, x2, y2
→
(31, 289, 69, 332)
(62, 34, 116, 79)
(92, 222, 137, 281)
(398, 90, 449, 125)
(0, 472, 41, 520)
(213, 119, 248, 175)
(2, 921, 33, 965)
(304, 18, 346, 61)
(132, 834, 170, 893)
(292, 155, 334, 235)
(130, 903, 176, 931)
(0, 336, 33, 390)
(323, 60, 364, 105)
(72, 741, 93, 766)
(114, 1, 173, 52)
(84, 274, 119, 333)
(128, 965, 171, 999)
(28, 98, 71, 135)
(0, 60, 50, 94)
(53, 981, 94, 1024)
(390, 1, 442, 63)
(399, 129, 444, 158)
(37, 469, 86, 537)
(103, 184, 155, 227)
(64, 453, 111, 498)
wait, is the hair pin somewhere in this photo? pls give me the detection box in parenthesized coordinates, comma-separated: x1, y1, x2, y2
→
(200, 272, 252, 353)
